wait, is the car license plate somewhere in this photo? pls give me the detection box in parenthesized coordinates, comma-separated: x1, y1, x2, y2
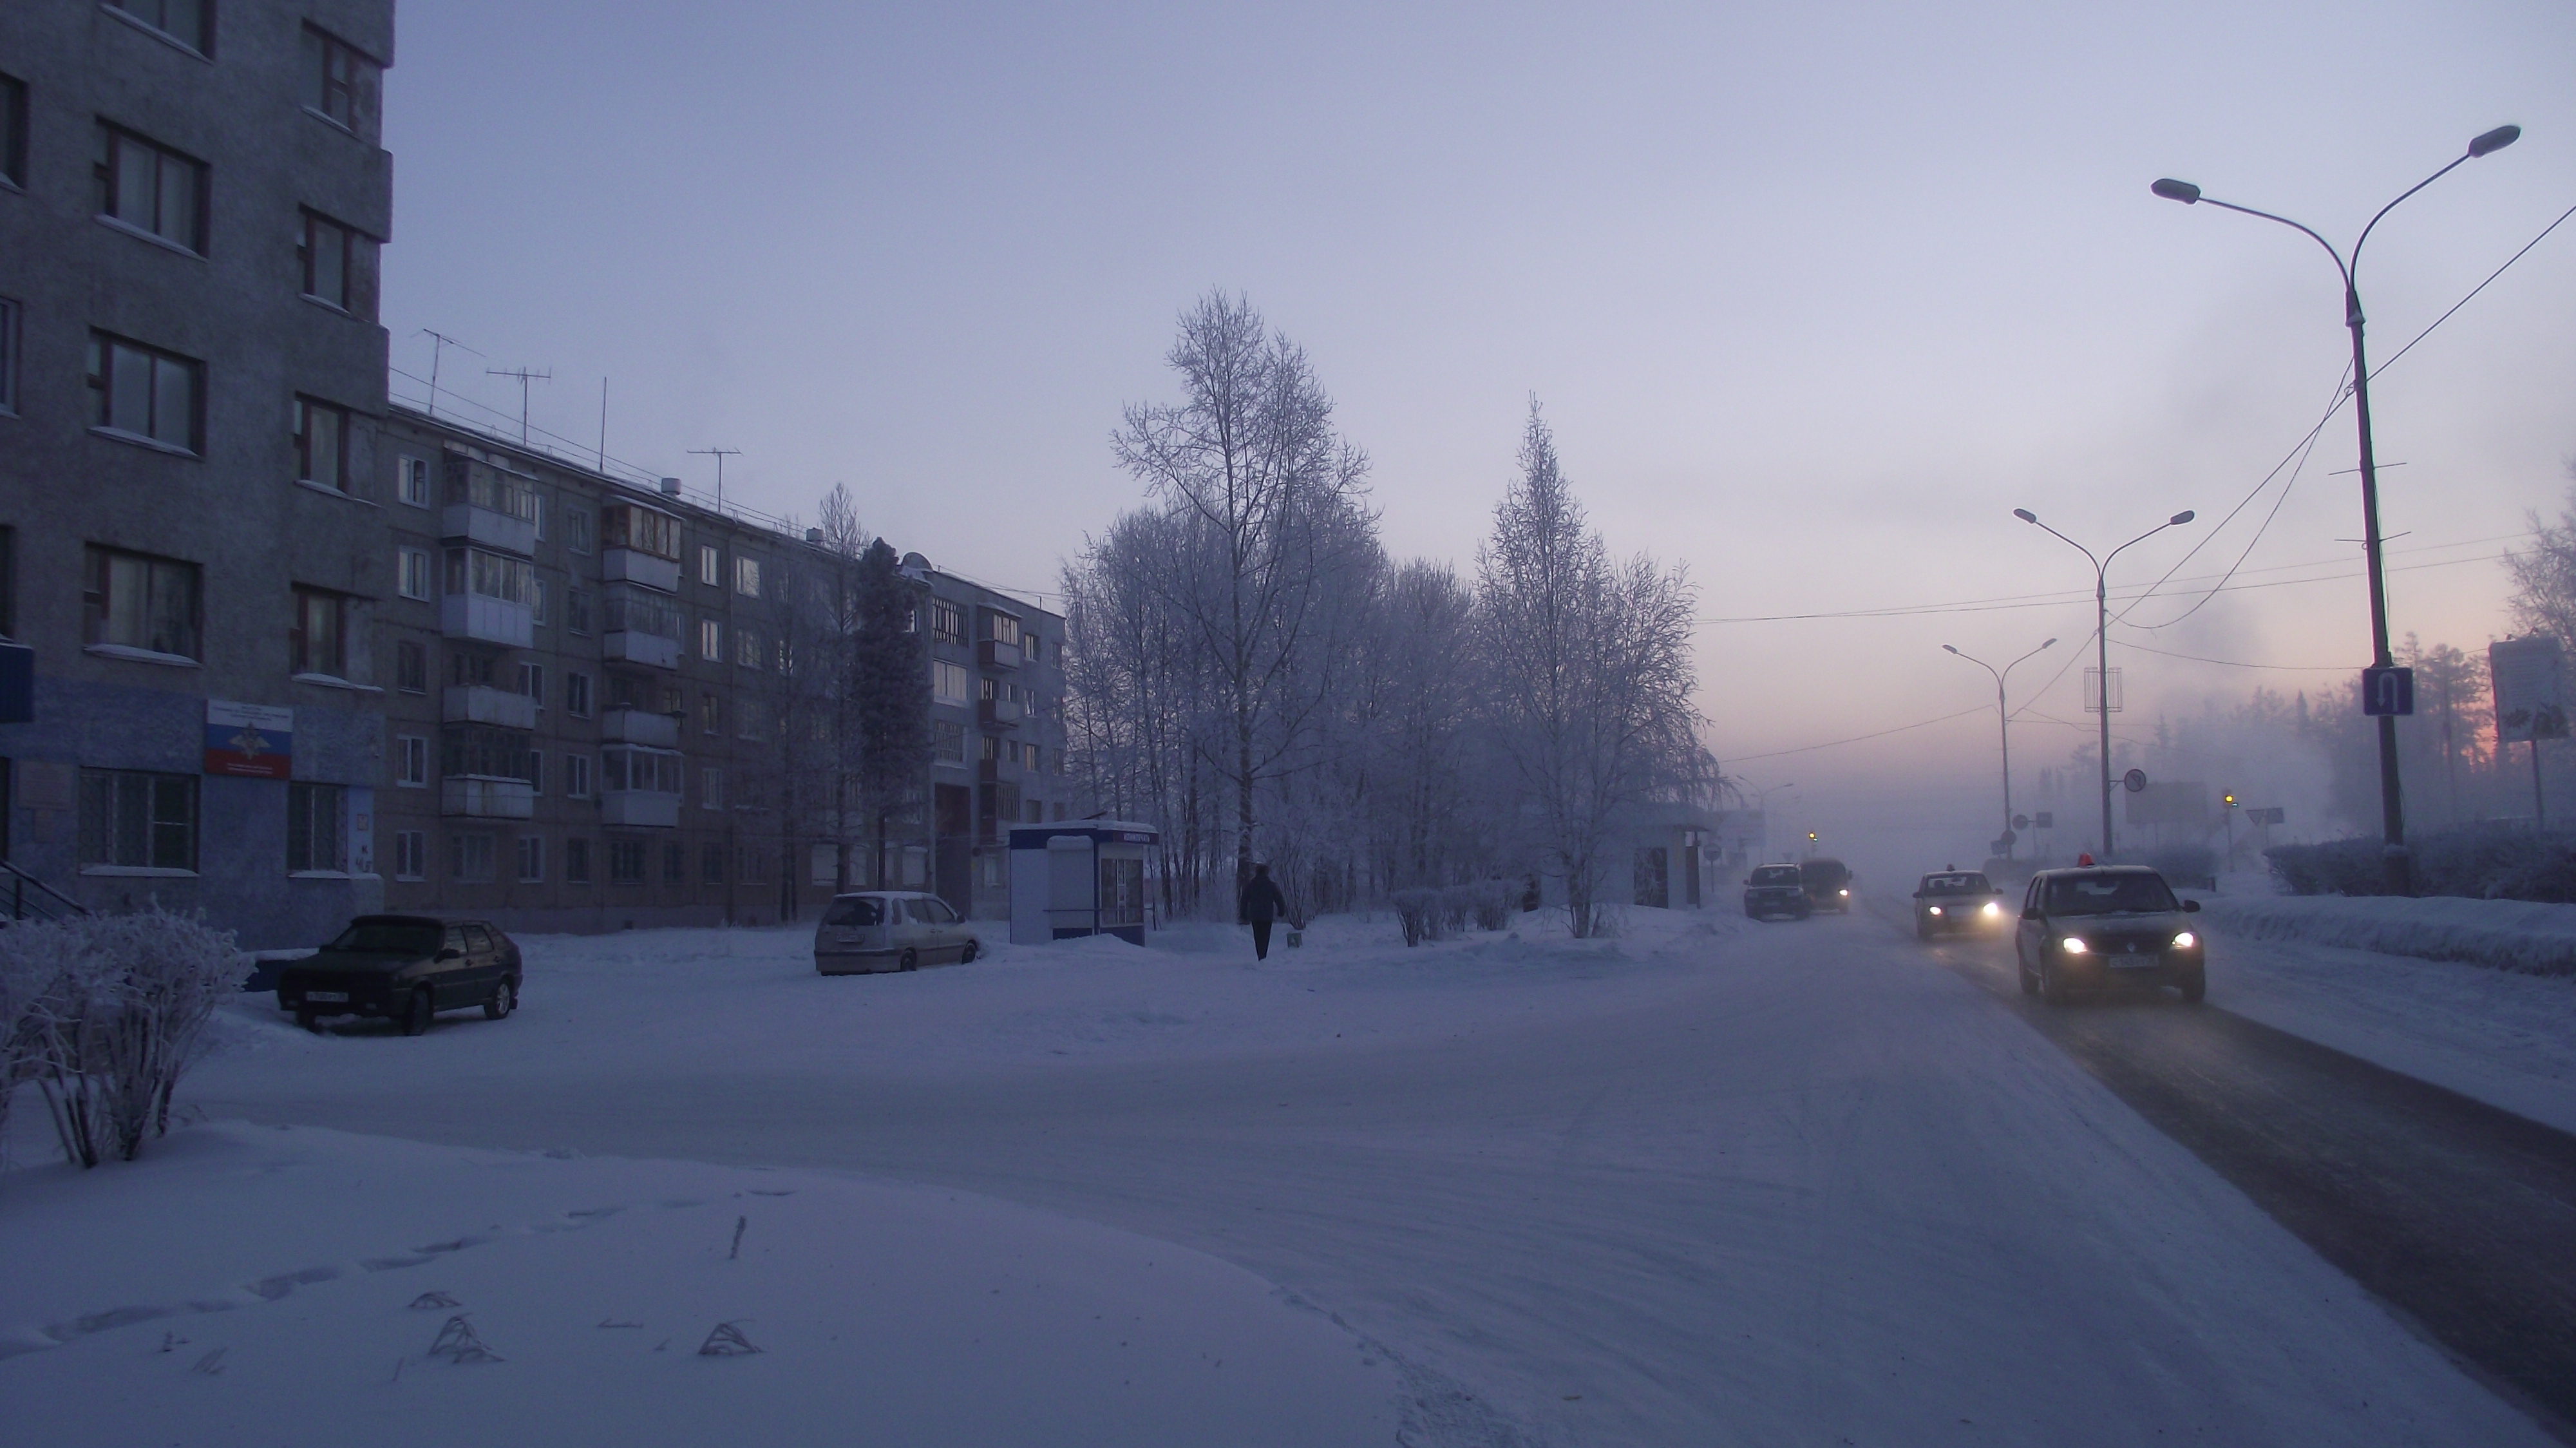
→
(306, 991, 350, 1002)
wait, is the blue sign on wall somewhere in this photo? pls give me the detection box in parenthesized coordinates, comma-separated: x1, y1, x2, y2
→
(2361, 666, 2415, 717)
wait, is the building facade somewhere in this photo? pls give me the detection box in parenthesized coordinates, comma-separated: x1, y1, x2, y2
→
(0, 0, 396, 949)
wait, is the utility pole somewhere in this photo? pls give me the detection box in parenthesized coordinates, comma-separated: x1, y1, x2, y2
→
(690, 446, 743, 515)
(486, 366, 552, 443)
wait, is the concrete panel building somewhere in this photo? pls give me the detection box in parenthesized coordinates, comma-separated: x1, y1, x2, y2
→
(0, 0, 395, 948)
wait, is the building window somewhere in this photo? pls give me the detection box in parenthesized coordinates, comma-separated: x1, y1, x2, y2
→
(292, 397, 349, 489)
(985, 611, 1022, 648)
(1023, 634, 1041, 665)
(446, 548, 536, 605)
(564, 753, 592, 799)
(930, 600, 963, 646)
(287, 782, 346, 872)
(603, 584, 681, 654)
(395, 735, 428, 787)
(1, 73, 25, 189)
(701, 843, 724, 884)
(88, 331, 201, 452)
(526, 750, 545, 796)
(396, 453, 430, 506)
(600, 504, 679, 560)
(734, 557, 761, 597)
(395, 638, 428, 692)
(1020, 741, 1040, 770)
(933, 660, 969, 706)
(565, 672, 592, 718)
(392, 830, 426, 881)
(302, 26, 376, 133)
(515, 661, 545, 705)
(735, 625, 761, 669)
(104, 0, 211, 52)
(736, 698, 768, 741)
(516, 835, 544, 883)
(78, 768, 195, 870)
(934, 719, 965, 765)
(0, 296, 17, 415)
(93, 124, 207, 253)
(444, 454, 539, 521)
(564, 837, 591, 884)
(697, 544, 720, 587)
(662, 841, 685, 883)
(565, 506, 592, 555)
(699, 617, 723, 661)
(600, 746, 681, 794)
(608, 839, 646, 884)
(398, 548, 433, 602)
(565, 589, 592, 636)
(290, 587, 346, 676)
(298, 211, 353, 310)
(449, 832, 495, 883)
(531, 576, 551, 627)
(701, 767, 724, 810)
(529, 493, 547, 542)
(442, 724, 533, 783)
(695, 691, 719, 736)
(450, 651, 497, 688)
(83, 546, 200, 659)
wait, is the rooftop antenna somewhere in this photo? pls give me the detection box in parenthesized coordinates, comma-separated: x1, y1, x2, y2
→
(597, 377, 609, 472)
(417, 329, 480, 417)
(688, 446, 742, 514)
(486, 366, 552, 443)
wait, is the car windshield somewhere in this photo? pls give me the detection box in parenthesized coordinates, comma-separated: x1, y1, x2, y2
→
(326, 920, 443, 955)
(823, 897, 886, 927)
(1921, 873, 1992, 895)
(1750, 866, 1801, 886)
(2043, 874, 2180, 916)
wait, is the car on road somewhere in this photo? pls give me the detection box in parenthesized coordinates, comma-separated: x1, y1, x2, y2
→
(275, 915, 521, 1035)
(2012, 866, 2205, 1005)
(814, 891, 984, 974)
(1801, 857, 1853, 913)
(1742, 864, 1812, 921)
(1913, 870, 2008, 939)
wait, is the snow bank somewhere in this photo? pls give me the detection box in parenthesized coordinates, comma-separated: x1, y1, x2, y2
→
(2201, 895, 2576, 978)
(0, 1121, 1398, 1446)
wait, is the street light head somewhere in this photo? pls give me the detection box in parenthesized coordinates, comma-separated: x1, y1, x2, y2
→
(2013, 508, 2038, 524)
(2468, 124, 2521, 158)
(2041, 637, 2058, 649)
(2170, 510, 2197, 526)
(1942, 644, 1960, 656)
(2150, 178, 2202, 204)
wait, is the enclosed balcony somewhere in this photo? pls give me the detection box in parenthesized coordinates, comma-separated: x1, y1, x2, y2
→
(602, 548, 682, 593)
(600, 503, 683, 592)
(441, 503, 536, 557)
(442, 683, 538, 730)
(978, 638, 1021, 671)
(441, 455, 540, 557)
(441, 776, 534, 819)
(600, 744, 684, 828)
(978, 696, 1023, 730)
(601, 585, 683, 670)
(600, 789, 681, 828)
(600, 707, 680, 748)
(442, 548, 537, 647)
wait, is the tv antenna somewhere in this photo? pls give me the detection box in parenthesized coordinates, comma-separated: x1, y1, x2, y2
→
(689, 446, 742, 513)
(416, 330, 481, 417)
(486, 367, 552, 443)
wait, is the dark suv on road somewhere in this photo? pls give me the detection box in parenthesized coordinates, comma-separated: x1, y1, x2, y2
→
(2012, 867, 2204, 1005)
(1801, 857, 1853, 913)
(276, 916, 522, 1034)
(1743, 864, 1812, 921)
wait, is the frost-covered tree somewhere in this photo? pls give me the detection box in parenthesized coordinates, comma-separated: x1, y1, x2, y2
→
(849, 538, 931, 888)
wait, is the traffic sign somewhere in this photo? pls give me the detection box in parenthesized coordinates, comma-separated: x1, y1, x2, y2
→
(2361, 666, 2414, 717)
(2012, 814, 2030, 831)
(2123, 768, 2148, 793)
(2034, 812, 2053, 829)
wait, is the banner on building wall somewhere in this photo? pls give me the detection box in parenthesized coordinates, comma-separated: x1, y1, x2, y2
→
(204, 700, 293, 779)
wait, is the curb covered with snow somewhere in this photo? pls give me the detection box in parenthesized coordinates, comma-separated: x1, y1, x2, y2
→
(2201, 895, 2576, 978)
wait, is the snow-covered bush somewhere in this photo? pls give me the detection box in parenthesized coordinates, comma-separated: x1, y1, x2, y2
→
(1438, 886, 1475, 935)
(1390, 889, 1442, 947)
(1, 910, 242, 1167)
(2145, 843, 2217, 889)
(2268, 825, 2576, 902)
(1470, 881, 1513, 932)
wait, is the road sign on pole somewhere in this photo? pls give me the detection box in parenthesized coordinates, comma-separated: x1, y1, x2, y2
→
(2361, 666, 2415, 716)
(2123, 768, 2148, 793)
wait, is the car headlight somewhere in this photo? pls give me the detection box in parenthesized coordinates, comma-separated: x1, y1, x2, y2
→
(1980, 901, 2000, 917)
(2172, 931, 2197, 949)
(1838, 888, 1850, 897)
(2060, 937, 2088, 954)
(1927, 906, 1944, 916)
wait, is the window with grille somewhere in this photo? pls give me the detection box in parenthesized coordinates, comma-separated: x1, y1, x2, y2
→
(608, 839, 647, 884)
(79, 768, 196, 870)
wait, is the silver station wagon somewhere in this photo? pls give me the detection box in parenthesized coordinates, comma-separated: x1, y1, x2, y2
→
(813, 891, 984, 975)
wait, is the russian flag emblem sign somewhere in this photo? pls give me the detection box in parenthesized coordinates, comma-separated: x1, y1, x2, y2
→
(204, 699, 293, 779)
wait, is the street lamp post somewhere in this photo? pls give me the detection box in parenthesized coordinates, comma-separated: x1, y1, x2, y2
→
(2014, 508, 2197, 861)
(1944, 638, 2056, 859)
(2150, 123, 2521, 895)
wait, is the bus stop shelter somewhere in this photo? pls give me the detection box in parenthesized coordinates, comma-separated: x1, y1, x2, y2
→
(1008, 821, 1158, 945)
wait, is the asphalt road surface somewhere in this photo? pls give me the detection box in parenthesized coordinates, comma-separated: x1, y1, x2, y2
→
(1914, 912, 2576, 1442)
(195, 913, 2565, 1445)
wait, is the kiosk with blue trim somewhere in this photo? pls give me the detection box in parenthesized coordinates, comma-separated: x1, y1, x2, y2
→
(1008, 821, 1158, 946)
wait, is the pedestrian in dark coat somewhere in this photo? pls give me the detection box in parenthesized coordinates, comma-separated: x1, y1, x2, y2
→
(1240, 864, 1289, 960)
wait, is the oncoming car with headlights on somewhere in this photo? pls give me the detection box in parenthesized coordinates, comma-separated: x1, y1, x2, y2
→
(2013, 866, 2206, 1005)
(1912, 869, 2007, 940)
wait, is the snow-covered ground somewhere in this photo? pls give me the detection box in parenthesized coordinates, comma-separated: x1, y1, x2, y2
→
(2202, 891, 2576, 976)
(4, 905, 2560, 1445)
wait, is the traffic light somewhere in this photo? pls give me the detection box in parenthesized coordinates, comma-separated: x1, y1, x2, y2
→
(1808, 832, 1819, 843)
(2223, 792, 2238, 808)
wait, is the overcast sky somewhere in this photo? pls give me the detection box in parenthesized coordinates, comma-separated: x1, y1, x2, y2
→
(381, 0, 2576, 845)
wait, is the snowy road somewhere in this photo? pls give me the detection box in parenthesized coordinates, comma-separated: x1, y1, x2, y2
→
(191, 912, 2558, 1446)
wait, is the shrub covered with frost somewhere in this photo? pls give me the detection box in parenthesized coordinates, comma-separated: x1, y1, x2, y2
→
(2266, 824, 2576, 902)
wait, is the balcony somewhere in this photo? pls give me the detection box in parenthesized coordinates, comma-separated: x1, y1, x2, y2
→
(600, 707, 680, 748)
(442, 776, 534, 819)
(600, 788, 681, 828)
(441, 503, 537, 558)
(603, 629, 681, 670)
(602, 547, 681, 593)
(443, 684, 537, 730)
(978, 638, 1021, 671)
(978, 696, 1023, 730)
(442, 594, 534, 648)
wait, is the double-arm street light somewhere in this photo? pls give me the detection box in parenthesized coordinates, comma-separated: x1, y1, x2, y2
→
(1944, 639, 2055, 859)
(2014, 508, 2197, 860)
(2150, 123, 2521, 894)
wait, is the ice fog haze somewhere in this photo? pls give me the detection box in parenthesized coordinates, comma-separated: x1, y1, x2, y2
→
(380, 0, 2576, 809)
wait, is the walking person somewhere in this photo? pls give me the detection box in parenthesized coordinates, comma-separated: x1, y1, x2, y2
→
(1240, 863, 1289, 961)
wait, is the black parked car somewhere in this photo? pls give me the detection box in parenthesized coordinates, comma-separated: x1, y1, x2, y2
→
(276, 915, 521, 1034)
(1743, 864, 1812, 921)
(2012, 867, 2204, 1005)
(1801, 857, 1853, 913)
(1913, 870, 2007, 940)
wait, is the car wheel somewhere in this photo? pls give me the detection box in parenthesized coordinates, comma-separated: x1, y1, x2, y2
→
(2178, 967, 2206, 1004)
(899, 948, 918, 973)
(2017, 958, 2038, 996)
(484, 978, 516, 1020)
(400, 988, 435, 1036)
(960, 938, 980, 964)
(296, 1008, 321, 1033)
(2040, 957, 2070, 1007)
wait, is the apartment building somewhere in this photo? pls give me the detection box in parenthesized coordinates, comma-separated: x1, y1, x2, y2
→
(371, 406, 1072, 933)
(0, 1, 396, 948)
